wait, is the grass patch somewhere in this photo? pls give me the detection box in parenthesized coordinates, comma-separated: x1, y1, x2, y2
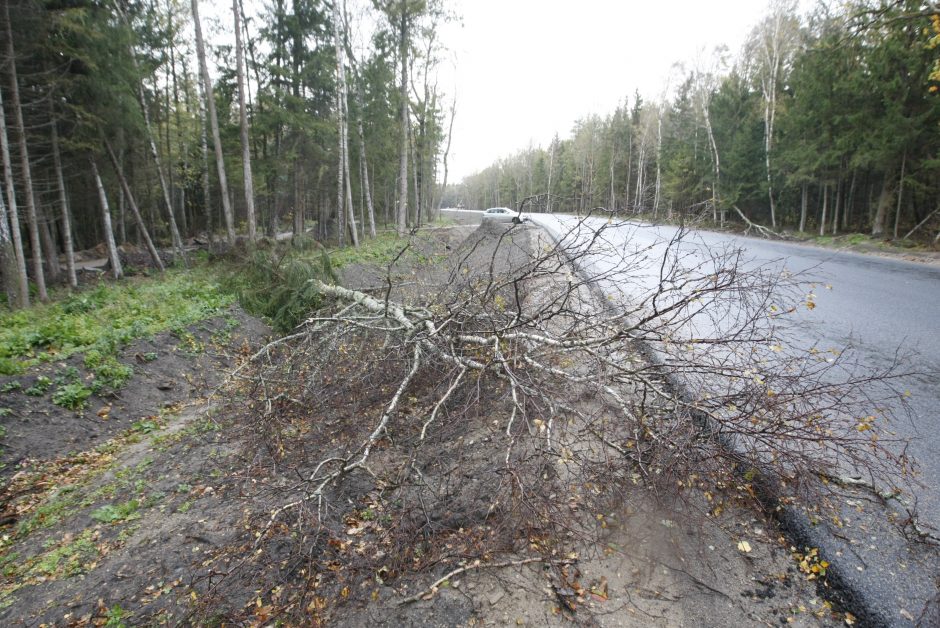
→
(0, 268, 234, 373)
(90, 499, 140, 524)
(28, 530, 98, 578)
(327, 231, 417, 269)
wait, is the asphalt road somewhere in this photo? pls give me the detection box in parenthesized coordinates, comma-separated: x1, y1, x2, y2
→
(444, 209, 940, 624)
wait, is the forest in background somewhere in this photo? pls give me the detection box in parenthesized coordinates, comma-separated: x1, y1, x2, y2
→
(0, 0, 453, 310)
(451, 0, 940, 243)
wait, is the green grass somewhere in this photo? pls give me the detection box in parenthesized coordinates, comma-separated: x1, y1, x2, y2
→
(90, 499, 141, 524)
(0, 268, 234, 374)
(328, 232, 418, 269)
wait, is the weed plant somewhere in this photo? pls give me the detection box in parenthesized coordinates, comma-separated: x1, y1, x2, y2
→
(0, 269, 233, 375)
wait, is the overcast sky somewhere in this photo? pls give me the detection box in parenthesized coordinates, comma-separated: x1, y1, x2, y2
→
(438, 0, 775, 181)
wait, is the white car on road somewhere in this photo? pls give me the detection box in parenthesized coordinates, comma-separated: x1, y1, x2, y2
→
(482, 207, 526, 223)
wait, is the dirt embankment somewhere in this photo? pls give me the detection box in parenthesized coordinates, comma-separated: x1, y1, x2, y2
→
(0, 225, 839, 626)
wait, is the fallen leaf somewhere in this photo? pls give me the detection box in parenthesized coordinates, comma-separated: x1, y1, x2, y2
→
(737, 540, 752, 553)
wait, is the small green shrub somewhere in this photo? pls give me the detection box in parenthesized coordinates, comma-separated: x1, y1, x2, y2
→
(1, 381, 21, 393)
(25, 376, 52, 396)
(0, 358, 23, 376)
(131, 419, 159, 434)
(52, 383, 93, 410)
(54, 366, 80, 386)
(90, 499, 140, 524)
(92, 358, 133, 391)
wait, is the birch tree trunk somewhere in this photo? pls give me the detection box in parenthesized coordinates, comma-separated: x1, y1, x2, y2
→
(38, 208, 60, 284)
(0, 183, 18, 305)
(893, 151, 906, 240)
(90, 158, 122, 280)
(4, 3, 47, 301)
(112, 1, 188, 261)
(192, 0, 236, 244)
(702, 97, 721, 224)
(396, 1, 410, 236)
(436, 96, 455, 219)
(339, 5, 377, 238)
(819, 184, 828, 237)
(332, 0, 358, 247)
(0, 84, 28, 306)
(547, 136, 555, 213)
(50, 111, 77, 288)
(334, 89, 346, 245)
(799, 183, 808, 233)
(754, 3, 797, 229)
(871, 170, 894, 237)
(653, 107, 663, 216)
(233, 0, 257, 242)
(198, 75, 213, 242)
(104, 138, 165, 271)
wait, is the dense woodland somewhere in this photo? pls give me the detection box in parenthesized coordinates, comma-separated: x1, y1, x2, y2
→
(0, 0, 453, 309)
(452, 0, 940, 243)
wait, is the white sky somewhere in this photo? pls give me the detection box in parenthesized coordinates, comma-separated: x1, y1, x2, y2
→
(439, 0, 773, 180)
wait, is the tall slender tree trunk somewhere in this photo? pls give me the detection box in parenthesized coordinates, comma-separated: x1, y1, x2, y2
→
(546, 137, 555, 213)
(134, 78, 186, 259)
(90, 158, 122, 280)
(50, 111, 77, 288)
(703, 102, 721, 224)
(198, 77, 213, 242)
(233, 0, 257, 241)
(104, 138, 165, 271)
(338, 5, 378, 238)
(653, 109, 662, 216)
(4, 4, 46, 301)
(168, 0, 189, 237)
(2, 83, 32, 307)
(0, 184, 18, 305)
(871, 170, 895, 237)
(634, 144, 646, 210)
(192, 0, 235, 244)
(332, 0, 358, 247)
(832, 174, 842, 235)
(624, 133, 633, 213)
(819, 184, 828, 237)
(764, 102, 777, 228)
(396, 1, 410, 236)
(436, 97, 456, 219)
(38, 208, 59, 283)
(293, 162, 304, 235)
(844, 170, 856, 231)
(799, 183, 808, 233)
(893, 151, 906, 240)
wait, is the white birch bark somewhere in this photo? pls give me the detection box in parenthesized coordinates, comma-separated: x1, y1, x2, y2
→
(90, 158, 123, 280)
(396, 2, 410, 236)
(233, 0, 257, 241)
(192, 0, 236, 244)
(50, 112, 77, 288)
(0, 83, 28, 306)
(332, 0, 358, 247)
(104, 138, 165, 272)
(4, 3, 46, 301)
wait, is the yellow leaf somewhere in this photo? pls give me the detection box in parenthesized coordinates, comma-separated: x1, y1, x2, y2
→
(737, 540, 752, 553)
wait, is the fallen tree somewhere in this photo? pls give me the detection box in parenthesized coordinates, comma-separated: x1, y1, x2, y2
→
(222, 217, 916, 621)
